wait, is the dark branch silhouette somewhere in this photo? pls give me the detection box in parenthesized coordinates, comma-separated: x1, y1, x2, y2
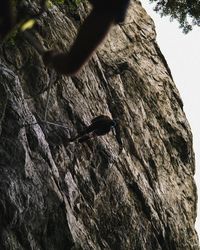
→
(0, 0, 16, 40)
(43, 0, 130, 75)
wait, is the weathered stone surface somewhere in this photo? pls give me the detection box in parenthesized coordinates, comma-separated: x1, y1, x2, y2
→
(0, 0, 199, 249)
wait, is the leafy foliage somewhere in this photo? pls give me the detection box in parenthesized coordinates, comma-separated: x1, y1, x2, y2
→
(149, 0, 200, 33)
(20, 19, 36, 31)
(51, 0, 65, 4)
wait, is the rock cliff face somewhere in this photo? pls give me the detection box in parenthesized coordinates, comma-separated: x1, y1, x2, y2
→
(0, 1, 199, 249)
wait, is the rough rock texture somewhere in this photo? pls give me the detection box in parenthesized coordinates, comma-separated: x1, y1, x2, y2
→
(0, 0, 199, 249)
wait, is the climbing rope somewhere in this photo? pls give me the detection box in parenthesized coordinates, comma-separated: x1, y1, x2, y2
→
(44, 69, 56, 122)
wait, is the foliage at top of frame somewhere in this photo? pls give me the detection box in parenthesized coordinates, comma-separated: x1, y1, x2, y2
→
(149, 0, 200, 33)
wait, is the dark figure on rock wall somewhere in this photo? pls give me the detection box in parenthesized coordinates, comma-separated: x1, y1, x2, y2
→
(70, 115, 117, 143)
(43, 0, 130, 75)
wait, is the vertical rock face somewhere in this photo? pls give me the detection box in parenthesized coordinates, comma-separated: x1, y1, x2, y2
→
(0, 1, 199, 249)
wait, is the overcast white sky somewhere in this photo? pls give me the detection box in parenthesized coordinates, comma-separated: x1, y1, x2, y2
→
(140, 0, 200, 235)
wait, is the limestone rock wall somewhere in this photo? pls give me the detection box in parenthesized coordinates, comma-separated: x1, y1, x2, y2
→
(0, 0, 199, 249)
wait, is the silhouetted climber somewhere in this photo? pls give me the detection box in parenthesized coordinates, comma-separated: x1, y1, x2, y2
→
(43, 0, 130, 75)
(70, 115, 117, 143)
